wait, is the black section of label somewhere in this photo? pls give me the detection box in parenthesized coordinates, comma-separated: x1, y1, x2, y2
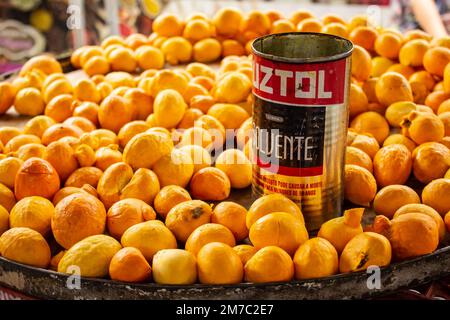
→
(253, 97, 326, 168)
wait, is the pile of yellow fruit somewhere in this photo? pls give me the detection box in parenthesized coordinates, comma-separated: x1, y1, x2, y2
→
(0, 8, 449, 286)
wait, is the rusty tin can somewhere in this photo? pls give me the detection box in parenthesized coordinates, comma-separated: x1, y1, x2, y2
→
(251, 33, 353, 230)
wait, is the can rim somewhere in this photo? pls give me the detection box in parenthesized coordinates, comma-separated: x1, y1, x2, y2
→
(251, 32, 354, 64)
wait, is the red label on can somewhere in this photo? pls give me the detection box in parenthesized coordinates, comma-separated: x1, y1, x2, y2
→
(252, 54, 347, 106)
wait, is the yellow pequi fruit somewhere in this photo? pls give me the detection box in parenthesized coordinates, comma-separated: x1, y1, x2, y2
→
(394, 204, 446, 241)
(372, 213, 439, 260)
(197, 242, 243, 285)
(109, 247, 152, 283)
(51, 193, 106, 249)
(123, 131, 174, 170)
(249, 212, 309, 256)
(244, 246, 294, 283)
(165, 200, 212, 242)
(293, 238, 339, 279)
(189, 167, 231, 201)
(106, 198, 156, 240)
(212, 201, 248, 242)
(9, 196, 55, 236)
(233, 244, 257, 265)
(339, 232, 392, 273)
(185, 223, 236, 256)
(153, 89, 187, 129)
(121, 220, 177, 261)
(152, 149, 194, 188)
(344, 164, 377, 206)
(401, 111, 445, 145)
(373, 185, 420, 218)
(412, 142, 450, 184)
(152, 249, 197, 285)
(246, 194, 304, 229)
(0, 227, 51, 268)
(58, 234, 121, 277)
(422, 178, 450, 216)
(154, 185, 192, 219)
(215, 149, 252, 188)
(373, 144, 412, 187)
(318, 208, 364, 253)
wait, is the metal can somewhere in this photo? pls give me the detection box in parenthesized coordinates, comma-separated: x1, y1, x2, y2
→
(251, 33, 353, 231)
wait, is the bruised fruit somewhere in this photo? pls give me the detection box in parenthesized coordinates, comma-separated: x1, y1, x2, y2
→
(165, 200, 212, 242)
(339, 232, 391, 273)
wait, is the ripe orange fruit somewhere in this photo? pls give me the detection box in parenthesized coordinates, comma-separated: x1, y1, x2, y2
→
(197, 242, 243, 284)
(52, 193, 106, 249)
(249, 212, 309, 255)
(14, 158, 60, 201)
(375, 72, 413, 106)
(349, 83, 369, 118)
(422, 178, 450, 216)
(189, 167, 231, 201)
(109, 247, 151, 283)
(244, 246, 294, 283)
(412, 142, 450, 184)
(373, 144, 412, 187)
(247, 194, 304, 229)
(349, 26, 378, 51)
(351, 45, 372, 81)
(401, 111, 445, 144)
(212, 201, 248, 241)
(399, 39, 429, 67)
(350, 111, 389, 144)
(344, 164, 377, 206)
(152, 249, 197, 285)
(0, 227, 51, 268)
(374, 32, 402, 59)
(293, 238, 338, 279)
(423, 46, 450, 77)
(373, 185, 420, 218)
(185, 223, 236, 256)
(318, 208, 364, 253)
(107, 198, 156, 239)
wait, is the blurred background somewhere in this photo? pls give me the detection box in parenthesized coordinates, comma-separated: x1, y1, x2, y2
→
(0, 0, 448, 73)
